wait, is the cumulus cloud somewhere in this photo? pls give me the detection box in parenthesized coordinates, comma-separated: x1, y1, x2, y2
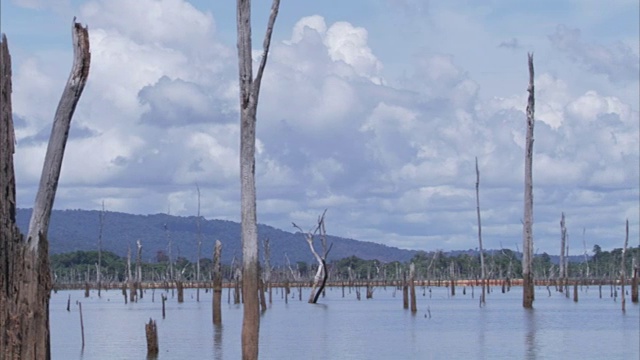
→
(549, 25, 640, 84)
(7, 1, 639, 254)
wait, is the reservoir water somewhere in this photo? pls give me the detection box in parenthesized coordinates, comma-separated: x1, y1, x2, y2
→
(50, 285, 640, 359)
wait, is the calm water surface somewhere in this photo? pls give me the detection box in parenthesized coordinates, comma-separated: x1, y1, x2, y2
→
(50, 286, 640, 359)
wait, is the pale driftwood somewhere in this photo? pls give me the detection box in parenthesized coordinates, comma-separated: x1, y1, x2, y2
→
(475, 157, 486, 306)
(237, 1, 280, 357)
(559, 212, 567, 292)
(522, 53, 535, 309)
(1, 20, 90, 359)
(212, 240, 223, 325)
(621, 219, 629, 312)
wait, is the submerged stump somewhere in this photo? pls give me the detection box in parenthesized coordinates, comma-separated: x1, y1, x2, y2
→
(145, 318, 159, 356)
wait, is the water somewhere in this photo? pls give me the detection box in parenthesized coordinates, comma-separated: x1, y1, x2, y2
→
(50, 286, 640, 359)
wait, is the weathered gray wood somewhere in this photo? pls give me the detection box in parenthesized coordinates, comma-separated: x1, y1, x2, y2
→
(236, 1, 280, 359)
(559, 212, 567, 292)
(212, 240, 223, 325)
(621, 219, 629, 312)
(522, 53, 535, 309)
(475, 157, 486, 306)
(1, 20, 90, 360)
(26, 21, 91, 252)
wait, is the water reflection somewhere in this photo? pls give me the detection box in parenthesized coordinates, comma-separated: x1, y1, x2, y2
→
(213, 324, 223, 360)
(524, 309, 538, 359)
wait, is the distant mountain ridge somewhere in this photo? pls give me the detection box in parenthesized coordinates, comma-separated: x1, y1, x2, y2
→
(15, 208, 419, 265)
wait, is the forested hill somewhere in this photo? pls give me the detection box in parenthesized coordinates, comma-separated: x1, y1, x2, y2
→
(15, 208, 418, 265)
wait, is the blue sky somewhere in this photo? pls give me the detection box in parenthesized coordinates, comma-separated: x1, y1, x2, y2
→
(1, 0, 638, 255)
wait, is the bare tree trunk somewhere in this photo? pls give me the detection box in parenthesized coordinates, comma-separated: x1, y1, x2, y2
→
(631, 256, 638, 303)
(145, 319, 159, 356)
(263, 238, 272, 304)
(559, 212, 566, 293)
(97, 201, 105, 298)
(621, 219, 629, 313)
(236, 1, 280, 358)
(136, 240, 143, 299)
(196, 184, 202, 302)
(0, 21, 90, 359)
(522, 53, 536, 309)
(409, 263, 417, 313)
(293, 210, 332, 304)
(127, 246, 136, 303)
(212, 240, 223, 325)
(475, 157, 486, 306)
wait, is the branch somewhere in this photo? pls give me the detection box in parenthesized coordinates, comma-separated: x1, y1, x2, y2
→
(252, 0, 280, 101)
(27, 19, 91, 251)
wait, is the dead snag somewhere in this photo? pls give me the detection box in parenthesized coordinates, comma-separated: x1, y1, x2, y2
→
(136, 240, 143, 299)
(621, 219, 629, 313)
(409, 263, 417, 313)
(145, 318, 159, 356)
(212, 240, 223, 325)
(402, 271, 409, 309)
(236, 0, 281, 358)
(522, 53, 536, 309)
(1, 20, 90, 360)
(631, 256, 638, 304)
(475, 157, 486, 306)
(292, 209, 333, 304)
(559, 212, 567, 292)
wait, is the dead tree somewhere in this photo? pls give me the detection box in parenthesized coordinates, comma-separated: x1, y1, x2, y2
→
(522, 53, 536, 309)
(196, 184, 202, 302)
(212, 240, 223, 325)
(136, 240, 143, 299)
(263, 238, 272, 304)
(621, 219, 629, 312)
(0, 20, 90, 359)
(293, 210, 333, 304)
(409, 263, 417, 313)
(236, 1, 280, 358)
(559, 212, 567, 292)
(127, 246, 136, 303)
(97, 201, 105, 298)
(475, 157, 486, 306)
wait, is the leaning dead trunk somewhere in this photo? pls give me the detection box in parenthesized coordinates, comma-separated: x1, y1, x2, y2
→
(522, 53, 536, 309)
(236, 1, 280, 358)
(0, 21, 90, 359)
(293, 210, 333, 304)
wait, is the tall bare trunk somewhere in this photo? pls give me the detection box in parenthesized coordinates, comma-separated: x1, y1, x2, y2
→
(236, 1, 280, 357)
(522, 53, 535, 309)
(97, 201, 105, 298)
(212, 240, 223, 325)
(621, 219, 629, 312)
(196, 184, 202, 302)
(559, 212, 566, 292)
(475, 157, 486, 306)
(0, 21, 90, 359)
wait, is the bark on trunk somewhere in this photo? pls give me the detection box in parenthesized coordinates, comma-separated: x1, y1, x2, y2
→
(522, 53, 536, 309)
(631, 257, 638, 303)
(1, 20, 90, 360)
(145, 319, 159, 356)
(236, 1, 280, 358)
(409, 263, 417, 313)
(212, 240, 223, 325)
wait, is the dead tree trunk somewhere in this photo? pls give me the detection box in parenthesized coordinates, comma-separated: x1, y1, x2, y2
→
(0, 21, 90, 359)
(475, 157, 486, 306)
(631, 256, 638, 304)
(136, 240, 143, 299)
(559, 212, 567, 293)
(127, 246, 136, 303)
(212, 240, 223, 325)
(409, 263, 417, 314)
(236, 1, 280, 358)
(621, 219, 629, 313)
(97, 201, 105, 298)
(522, 53, 536, 309)
(263, 238, 272, 304)
(293, 210, 333, 304)
(195, 184, 202, 302)
(145, 318, 159, 356)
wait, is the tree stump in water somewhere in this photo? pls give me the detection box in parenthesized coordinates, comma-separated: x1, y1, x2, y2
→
(176, 280, 184, 303)
(145, 318, 159, 356)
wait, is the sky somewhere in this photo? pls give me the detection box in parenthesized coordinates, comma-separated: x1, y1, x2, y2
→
(0, 0, 638, 255)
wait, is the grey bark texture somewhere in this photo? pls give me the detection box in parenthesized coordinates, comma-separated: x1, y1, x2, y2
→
(522, 53, 535, 309)
(236, 1, 280, 359)
(1, 20, 90, 359)
(475, 157, 486, 306)
(559, 212, 567, 292)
